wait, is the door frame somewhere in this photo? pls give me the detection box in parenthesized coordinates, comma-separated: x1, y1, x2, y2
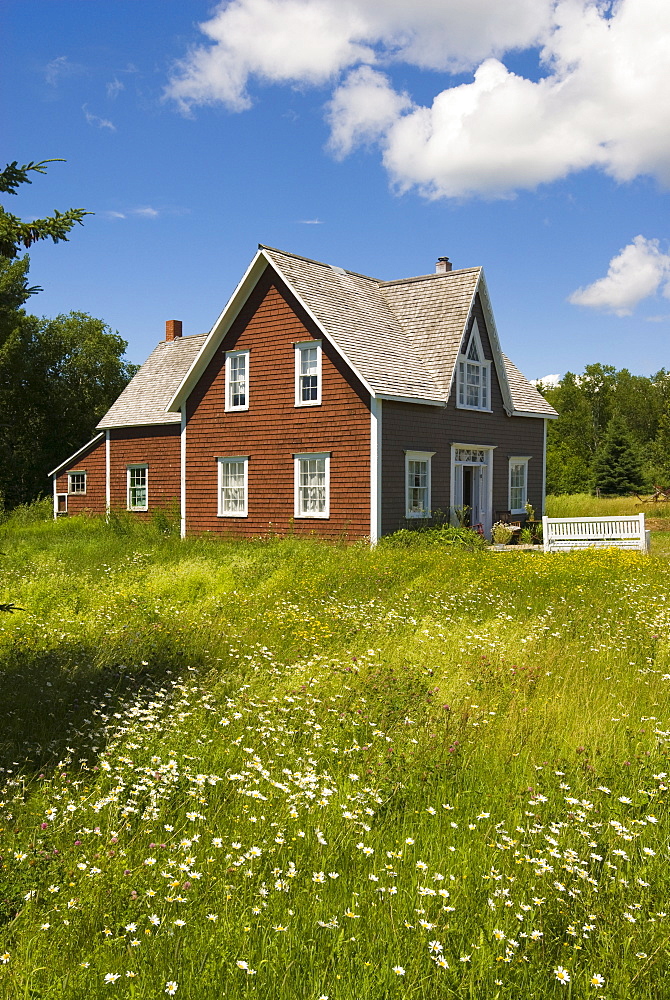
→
(450, 444, 495, 536)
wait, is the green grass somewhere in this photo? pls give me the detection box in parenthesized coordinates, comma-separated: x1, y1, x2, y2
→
(1, 513, 670, 998)
(546, 493, 670, 519)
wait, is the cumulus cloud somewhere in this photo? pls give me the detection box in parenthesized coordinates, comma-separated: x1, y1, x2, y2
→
(569, 236, 670, 316)
(166, 0, 670, 199)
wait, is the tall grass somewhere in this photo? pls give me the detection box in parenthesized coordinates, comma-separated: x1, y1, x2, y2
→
(1, 517, 670, 998)
(546, 492, 670, 519)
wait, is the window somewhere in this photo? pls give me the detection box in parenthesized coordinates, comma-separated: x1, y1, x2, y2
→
(295, 341, 322, 406)
(225, 350, 249, 411)
(294, 453, 330, 518)
(68, 471, 86, 494)
(405, 450, 435, 518)
(127, 465, 148, 511)
(509, 458, 530, 513)
(456, 320, 491, 412)
(218, 457, 248, 516)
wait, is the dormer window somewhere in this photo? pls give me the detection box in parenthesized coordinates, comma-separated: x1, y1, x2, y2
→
(456, 321, 491, 412)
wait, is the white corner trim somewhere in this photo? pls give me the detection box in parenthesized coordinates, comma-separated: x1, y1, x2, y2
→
(542, 417, 547, 515)
(180, 408, 186, 538)
(105, 431, 111, 514)
(370, 397, 382, 545)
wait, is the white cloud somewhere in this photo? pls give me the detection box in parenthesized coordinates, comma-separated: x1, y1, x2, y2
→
(45, 55, 84, 86)
(569, 236, 670, 316)
(83, 105, 116, 131)
(297, 218, 324, 224)
(531, 374, 562, 387)
(106, 78, 125, 99)
(166, 0, 670, 199)
(103, 206, 162, 220)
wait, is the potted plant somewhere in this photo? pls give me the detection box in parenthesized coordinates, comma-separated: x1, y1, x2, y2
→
(491, 521, 514, 547)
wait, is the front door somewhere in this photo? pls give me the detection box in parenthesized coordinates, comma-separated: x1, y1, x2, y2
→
(451, 447, 492, 535)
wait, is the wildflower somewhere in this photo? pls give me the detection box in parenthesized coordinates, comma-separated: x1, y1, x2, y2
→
(428, 940, 443, 954)
(493, 929, 505, 941)
(0, 953, 9, 964)
(149, 914, 161, 926)
(392, 966, 405, 976)
(126, 972, 138, 978)
(206, 913, 218, 921)
(103, 973, 121, 984)
(459, 955, 471, 962)
(40, 923, 50, 931)
(590, 973, 605, 988)
(554, 967, 571, 985)
(165, 983, 178, 996)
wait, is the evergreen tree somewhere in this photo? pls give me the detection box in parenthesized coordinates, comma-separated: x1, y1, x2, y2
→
(593, 414, 644, 496)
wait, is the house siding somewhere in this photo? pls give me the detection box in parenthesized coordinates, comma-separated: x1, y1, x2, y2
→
(184, 270, 371, 539)
(109, 425, 181, 518)
(54, 437, 106, 516)
(381, 295, 545, 534)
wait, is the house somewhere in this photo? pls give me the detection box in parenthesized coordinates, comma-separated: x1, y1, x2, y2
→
(50, 245, 557, 541)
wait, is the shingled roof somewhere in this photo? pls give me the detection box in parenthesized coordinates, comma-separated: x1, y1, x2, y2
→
(102, 246, 555, 424)
(97, 333, 208, 429)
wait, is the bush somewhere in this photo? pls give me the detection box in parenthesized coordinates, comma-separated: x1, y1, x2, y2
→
(381, 524, 486, 549)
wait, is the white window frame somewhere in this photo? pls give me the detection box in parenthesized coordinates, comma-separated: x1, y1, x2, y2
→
(294, 340, 322, 407)
(68, 470, 86, 495)
(508, 457, 530, 514)
(294, 452, 330, 519)
(455, 319, 492, 413)
(405, 450, 435, 519)
(217, 456, 249, 517)
(127, 464, 148, 511)
(224, 349, 250, 412)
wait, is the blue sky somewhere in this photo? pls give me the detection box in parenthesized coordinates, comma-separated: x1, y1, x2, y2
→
(4, 0, 670, 380)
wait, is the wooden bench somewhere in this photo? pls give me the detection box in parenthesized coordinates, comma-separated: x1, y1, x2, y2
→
(542, 514, 649, 553)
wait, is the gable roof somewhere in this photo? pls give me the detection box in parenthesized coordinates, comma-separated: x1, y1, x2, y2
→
(96, 333, 208, 429)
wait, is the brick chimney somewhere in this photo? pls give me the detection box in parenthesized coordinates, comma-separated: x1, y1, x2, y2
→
(165, 320, 182, 341)
(435, 256, 452, 274)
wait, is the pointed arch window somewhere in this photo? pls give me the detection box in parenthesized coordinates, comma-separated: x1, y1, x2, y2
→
(456, 321, 492, 412)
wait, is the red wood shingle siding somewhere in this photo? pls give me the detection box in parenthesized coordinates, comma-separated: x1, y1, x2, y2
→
(109, 425, 181, 518)
(185, 270, 371, 539)
(381, 295, 545, 534)
(54, 437, 106, 516)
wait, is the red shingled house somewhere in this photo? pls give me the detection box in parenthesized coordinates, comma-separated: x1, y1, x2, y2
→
(50, 246, 557, 541)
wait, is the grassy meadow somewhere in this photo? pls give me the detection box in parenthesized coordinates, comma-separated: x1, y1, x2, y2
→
(1, 507, 670, 998)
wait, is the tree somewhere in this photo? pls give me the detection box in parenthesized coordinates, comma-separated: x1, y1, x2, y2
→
(0, 296, 138, 507)
(0, 160, 90, 261)
(593, 414, 645, 496)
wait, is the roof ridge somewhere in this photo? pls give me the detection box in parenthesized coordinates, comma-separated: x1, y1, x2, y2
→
(259, 244, 381, 284)
(381, 267, 481, 288)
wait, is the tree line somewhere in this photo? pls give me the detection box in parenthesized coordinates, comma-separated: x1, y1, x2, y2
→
(540, 366, 670, 496)
(0, 160, 137, 510)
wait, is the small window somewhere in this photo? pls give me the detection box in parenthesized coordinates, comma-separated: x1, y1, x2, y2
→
(127, 465, 148, 511)
(294, 453, 330, 518)
(218, 457, 248, 517)
(509, 458, 530, 514)
(225, 350, 249, 411)
(295, 341, 322, 406)
(68, 471, 86, 494)
(456, 321, 491, 412)
(405, 450, 435, 518)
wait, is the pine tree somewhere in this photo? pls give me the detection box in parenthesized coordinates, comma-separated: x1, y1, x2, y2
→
(593, 414, 644, 495)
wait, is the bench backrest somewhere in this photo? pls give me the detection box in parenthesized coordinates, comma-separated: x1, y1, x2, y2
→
(542, 514, 648, 553)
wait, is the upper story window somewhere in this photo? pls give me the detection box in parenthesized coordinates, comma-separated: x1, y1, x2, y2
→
(225, 350, 249, 411)
(509, 457, 530, 514)
(295, 341, 322, 406)
(68, 471, 86, 494)
(127, 465, 148, 511)
(456, 321, 491, 412)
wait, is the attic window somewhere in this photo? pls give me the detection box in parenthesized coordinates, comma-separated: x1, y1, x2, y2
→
(456, 320, 491, 412)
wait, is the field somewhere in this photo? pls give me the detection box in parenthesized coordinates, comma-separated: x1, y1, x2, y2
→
(1, 508, 670, 998)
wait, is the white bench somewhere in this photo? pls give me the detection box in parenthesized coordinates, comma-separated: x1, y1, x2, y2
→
(542, 514, 649, 553)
